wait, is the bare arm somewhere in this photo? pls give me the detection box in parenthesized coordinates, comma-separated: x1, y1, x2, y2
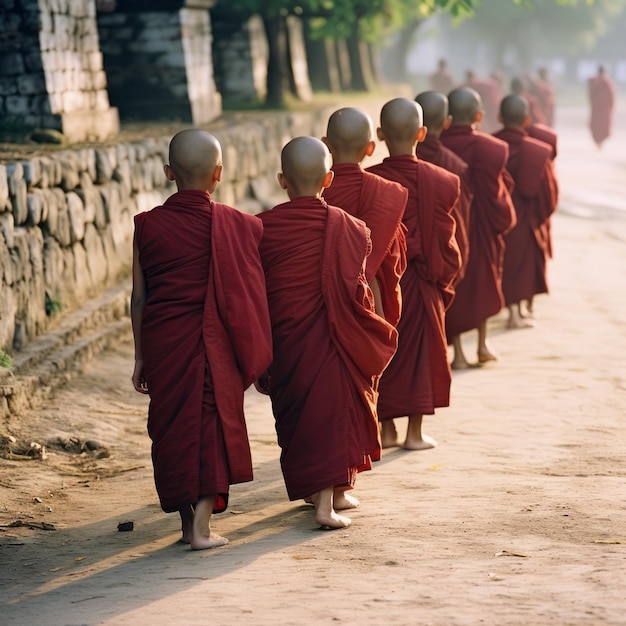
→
(131, 236, 148, 394)
(369, 276, 385, 319)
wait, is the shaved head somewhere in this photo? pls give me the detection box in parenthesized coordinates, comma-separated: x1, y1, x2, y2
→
(510, 76, 526, 95)
(325, 107, 374, 155)
(380, 97, 423, 142)
(448, 87, 482, 125)
(281, 136, 331, 190)
(416, 90, 449, 134)
(500, 94, 529, 127)
(168, 129, 222, 183)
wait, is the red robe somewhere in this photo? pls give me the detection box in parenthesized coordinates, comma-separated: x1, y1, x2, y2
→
(521, 90, 548, 126)
(494, 128, 559, 305)
(135, 190, 272, 513)
(530, 79, 555, 127)
(430, 69, 455, 94)
(258, 197, 397, 500)
(418, 133, 473, 285)
(588, 74, 616, 146)
(441, 125, 517, 337)
(367, 156, 461, 417)
(323, 163, 408, 327)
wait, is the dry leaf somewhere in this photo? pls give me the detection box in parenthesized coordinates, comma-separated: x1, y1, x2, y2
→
(495, 550, 529, 558)
(292, 554, 314, 560)
(594, 539, 626, 544)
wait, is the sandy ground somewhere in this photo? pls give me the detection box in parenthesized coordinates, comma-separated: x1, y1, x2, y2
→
(1, 102, 625, 626)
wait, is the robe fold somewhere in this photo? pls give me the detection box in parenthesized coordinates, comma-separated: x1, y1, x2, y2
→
(258, 197, 397, 500)
(418, 134, 473, 285)
(135, 190, 272, 513)
(367, 156, 461, 418)
(588, 74, 616, 146)
(494, 128, 559, 305)
(323, 163, 409, 327)
(441, 125, 517, 337)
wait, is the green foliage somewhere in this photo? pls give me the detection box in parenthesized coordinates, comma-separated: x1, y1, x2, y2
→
(45, 292, 62, 317)
(0, 349, 13, 369)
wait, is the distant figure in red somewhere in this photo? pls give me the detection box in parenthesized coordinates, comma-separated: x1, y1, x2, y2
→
(367, 98, 461, 451)
(322, 107, 409, 327)
(588, 65, 616, 148)
(530, 67, 556, 127)
(416, 90, 473, 287)
(258, 137, 397, 529)
(494, 95, 559, 328)
(131, 130, 273, 550)
(441, 87, 517, 369)
(511, 76, 547, 126)
(430, 58, 455, 95)
(464, 70, 501, 133)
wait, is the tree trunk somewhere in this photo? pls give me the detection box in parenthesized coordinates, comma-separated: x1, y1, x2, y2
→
(262, 14, 291, 108)
(304, 19, 341, 93)
(346, 28, 377, 91)
(379, 20, 421, 84)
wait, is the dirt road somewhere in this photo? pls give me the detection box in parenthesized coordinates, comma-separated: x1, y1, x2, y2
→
(1, 103, 625, 626)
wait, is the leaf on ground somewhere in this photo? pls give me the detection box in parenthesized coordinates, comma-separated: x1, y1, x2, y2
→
(427, 464, 442, 471)
(292, 554, 314, 560)
(594, 539, 626, 544)
(495, 550, 529, 558)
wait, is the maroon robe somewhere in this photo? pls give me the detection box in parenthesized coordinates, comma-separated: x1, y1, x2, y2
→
(494, 128, 559, 305)
(521, 90, 547, 126)
(418, 133, 473, 285)
(530, 79, 555, 127)
(258, 197, 397, 500)
(430, 69, 455, 94)
(441, 125, 517, 337)
(323, 164, 408, 328)
(465, 76, 502, 133)
(135, 190, 272, 513)
(367, 156, 461, 417)
(588, 74, 616, 146)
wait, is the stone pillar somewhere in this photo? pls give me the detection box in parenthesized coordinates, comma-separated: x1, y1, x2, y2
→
(97, 0, 221, 124)
(0, 0, 119, 143)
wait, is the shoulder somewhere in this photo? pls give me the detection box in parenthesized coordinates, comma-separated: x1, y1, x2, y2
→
(475, 132, 509, 167)
(522, 136, 552, 165)
(214, 202, 263, 239)
(363, 169, 406, 192)
(419, 159, 459, 186)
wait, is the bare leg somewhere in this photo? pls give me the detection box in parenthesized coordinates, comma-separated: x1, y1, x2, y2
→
(450, 334, 472, 370)
(333, 486, 359, 510)
(477, 322, 498, 363)
(403, 414, 437, 451)
(380, 419, 399, 448)
(190, 496, 229, 550)
(311, 487, 351, 530)
(524, 298, 535, 318)
(507, 304, 534, 329)
(178, 504, 194, 544)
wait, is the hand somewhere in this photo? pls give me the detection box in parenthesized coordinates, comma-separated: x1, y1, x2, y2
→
(254, 371, 271, 396)
(132, 360, 149, 394)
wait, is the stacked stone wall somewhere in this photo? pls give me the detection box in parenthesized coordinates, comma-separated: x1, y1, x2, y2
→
(0, 108, 332, 353)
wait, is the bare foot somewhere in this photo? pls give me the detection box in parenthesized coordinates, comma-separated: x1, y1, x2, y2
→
(312, 487, 352, 530)
(507, 316, 535, 329)
(380, 419, 399, 448)
(450, 335, 472, 370)
(477, 349, 498, 364)
(451, 356, 475, 370)
(190, 533, 229, 551)
(403, 433, 438, 451)
(317, 511, 352, 530)
(333, 491, 360, 510)
(179, 504, 194, 544)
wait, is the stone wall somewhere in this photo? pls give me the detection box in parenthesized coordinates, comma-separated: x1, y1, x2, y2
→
(0, 0, 119, 143)
(0, 108, 333, 353)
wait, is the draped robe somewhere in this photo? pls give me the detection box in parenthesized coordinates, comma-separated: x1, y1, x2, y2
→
(588, 74, 616, 147)
(135, 190, 272, 513)
(440, 126, 517, 337)
(367, 156, 461, 417)
(323, 163, 408, 327)
(418, 133, 473, 285)
(258, 197, 397, 500)
(494, 128, 559, 305)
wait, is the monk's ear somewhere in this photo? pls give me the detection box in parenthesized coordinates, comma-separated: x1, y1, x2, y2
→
(213, 164, 223, 183)
(522, 115, 531, 128)
(376, 128, 385, 142)
(417, 125, 427, 143)
(277, 172, 288, 190)
(498, 113, 503, 124)
(443, 115, 452, 131)
(321, 170, 334, 190)
(164, 164, 176, 181)
(474, 111, 483, 125)
(365, 140, 376, 157)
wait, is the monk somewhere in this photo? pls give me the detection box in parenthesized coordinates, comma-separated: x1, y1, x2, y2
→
(416, 90, 473, 286)
(131, 130, 272, 550)
(322, 107, 409, 326)
(530, 67, 555, 127)
(464, 70, 501, 133)
(588, 65, 616, 148)
(367, 98, 461, 450)
(494, 95, 559, 328)
(440, 87, 517, 368)
(511, 76, 547, 126)
(430, 58, 455, 94)
(258, 137, 397, 528)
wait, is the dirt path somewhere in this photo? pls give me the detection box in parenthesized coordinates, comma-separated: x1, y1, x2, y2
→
(1, 103, 625, 626)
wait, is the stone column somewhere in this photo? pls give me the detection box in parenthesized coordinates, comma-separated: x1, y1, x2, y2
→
(0, 0, 119, 144)
(97, 0, 221, 124)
